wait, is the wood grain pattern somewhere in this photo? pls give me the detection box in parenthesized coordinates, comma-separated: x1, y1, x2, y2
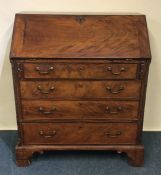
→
(10, 14, 151, 167)
(10, 14, 151, 59)
(22, 122, 138, 145)
(23, 62, 138, 79)
(20, 80, 141, 99)
(21, 100, 139, 121)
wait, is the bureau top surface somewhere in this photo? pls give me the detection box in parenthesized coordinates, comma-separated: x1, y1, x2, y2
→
(10, 14, 151, 59)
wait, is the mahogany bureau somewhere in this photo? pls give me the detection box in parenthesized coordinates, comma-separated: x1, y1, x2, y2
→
(10, 14, 151, 166)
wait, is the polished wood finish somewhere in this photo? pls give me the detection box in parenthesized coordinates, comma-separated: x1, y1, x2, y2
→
(10, 14, 151, 167)
(10, 14, 151, 59)
(20, 80, 141, 99)
(21, 100, 139, 121)
(22, 123, 138, 145)
(16, 144, 144, 167)
(23, 62, 138, 79)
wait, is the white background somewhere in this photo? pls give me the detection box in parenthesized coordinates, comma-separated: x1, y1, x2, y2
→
(0, 0, 161, 130)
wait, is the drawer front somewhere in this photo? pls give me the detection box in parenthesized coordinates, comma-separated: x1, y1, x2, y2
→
(20, 80, 141, 99)
(22, 100, 139, 121)
(23, 63, 138, 79)
(22, 123, 138, 145)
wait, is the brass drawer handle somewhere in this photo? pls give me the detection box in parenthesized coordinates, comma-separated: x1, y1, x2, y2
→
(39, 130, 57, 138)
(39, 106, 56, 115)
(107, 66, 126, 75)
(104, 131, 122, 138)
(106, 86, 124, 94)
(37, 85, 55, 94)
(35, 66, 54, 74)
(106, 106, 123, 114)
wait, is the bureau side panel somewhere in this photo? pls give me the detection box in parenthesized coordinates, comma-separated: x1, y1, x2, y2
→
(10, 60, 24, 144)
(137, 60, 151, 142)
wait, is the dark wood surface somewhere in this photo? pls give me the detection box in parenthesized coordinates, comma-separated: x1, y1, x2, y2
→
(23, 62, 138, 79)
(22, 122, 138, 145)
(20, 80, 141, 99)
(10, 14, 151, 167)
(21, 100, 139, 121)
(10, 14, 151, 59)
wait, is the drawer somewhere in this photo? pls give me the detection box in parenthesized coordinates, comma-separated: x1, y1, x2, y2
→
(22, 100, 139, 121)
(23, 63, 138, 79)
(20, 80, 141, 99)
(22, 123, 138, 145)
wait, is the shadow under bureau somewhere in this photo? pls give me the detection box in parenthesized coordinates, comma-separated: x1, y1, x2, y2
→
(10, 14, 151, 166)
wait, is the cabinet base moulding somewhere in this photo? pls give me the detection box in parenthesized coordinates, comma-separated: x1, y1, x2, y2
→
(16, 143, 144, 167)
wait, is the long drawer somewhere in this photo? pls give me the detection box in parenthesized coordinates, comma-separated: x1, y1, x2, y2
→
(20, 80, 141, 99)
(23, 63, 138, 79)
(21, 100, 139, 121)
(22, 123, 138, 145)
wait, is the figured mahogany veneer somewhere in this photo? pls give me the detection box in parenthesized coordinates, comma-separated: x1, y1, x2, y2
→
(23, 63, 138, 79)
(20, 80, 141, 99)
(22, 123, 138, 145)
(10, 14, 151, 59)
(21, 100, 139, 121)
(10, 14, 151, 167)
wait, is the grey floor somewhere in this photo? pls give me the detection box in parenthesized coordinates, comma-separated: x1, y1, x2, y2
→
(0, 131, 161, 175)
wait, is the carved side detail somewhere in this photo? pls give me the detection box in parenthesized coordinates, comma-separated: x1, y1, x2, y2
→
(139, 62, 145, 79)
(16, 62, 23, 78)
